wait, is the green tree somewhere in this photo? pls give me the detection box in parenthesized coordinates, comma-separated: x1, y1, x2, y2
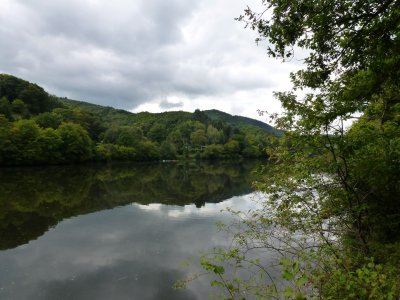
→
(223, 139, 240, 155)
(0, 97, 12, 120)
(52, 108, 105, 141)
(0, 74, 24, 100)
(0, 115, 15, 164)
(35, 112, 62, 129)
(136, 140, 160, 160)
(184, 1, 400, 298)
(238, 0, 400, 253)
(57, 123, 93, 162)
(11, 99, 29, 119)
(167, 121, 204, 154)
(193, 109, 209, 124)
(206, 124, 223, 144)
(147, 123, 167, 144)
(190, 129, 207, 147)
(160, 141, 177, 159)
(103, 126, 143, 147)
(12, 119, 41, 163)
(36, 128, 63, 163)
(19, 83, 49, 114)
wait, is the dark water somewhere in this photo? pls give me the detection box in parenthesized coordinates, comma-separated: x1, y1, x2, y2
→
(0, 161, 262, 300)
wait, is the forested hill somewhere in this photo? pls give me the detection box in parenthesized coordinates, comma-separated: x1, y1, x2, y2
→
(204, 109, 281, 136)
(0, 74, 279, 165)
(60, 98, 281, 135)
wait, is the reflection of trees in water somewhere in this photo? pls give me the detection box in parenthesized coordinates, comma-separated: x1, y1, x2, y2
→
(0, 160, 262, 250)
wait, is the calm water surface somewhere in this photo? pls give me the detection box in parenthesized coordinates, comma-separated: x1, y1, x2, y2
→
(0, 161, 263, 299)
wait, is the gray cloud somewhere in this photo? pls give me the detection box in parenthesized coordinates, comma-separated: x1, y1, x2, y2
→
(0, 0, 299, 117)
(159, 99, 184, 109)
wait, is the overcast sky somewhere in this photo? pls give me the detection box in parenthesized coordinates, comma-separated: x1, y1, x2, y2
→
(0, 0, 302, 122)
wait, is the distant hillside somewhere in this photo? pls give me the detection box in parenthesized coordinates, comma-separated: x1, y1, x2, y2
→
(204, 109, 282, 136)
(61, 99, 280, 135)
(0, 74, 280, 166)
(60, 98, 193, 129)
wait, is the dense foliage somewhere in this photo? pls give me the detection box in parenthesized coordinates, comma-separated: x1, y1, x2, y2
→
(0, 74, 275, 165)
(180, 0, 400, 299)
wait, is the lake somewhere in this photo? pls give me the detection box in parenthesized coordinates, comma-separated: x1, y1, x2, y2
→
(0, 160, 264, 299)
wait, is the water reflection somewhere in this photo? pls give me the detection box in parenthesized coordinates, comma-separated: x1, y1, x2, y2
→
(0, 161, 262, 299)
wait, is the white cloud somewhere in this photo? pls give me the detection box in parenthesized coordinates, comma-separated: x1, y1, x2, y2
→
(0, 0, 302, 121)
(133, 192, 265, 219)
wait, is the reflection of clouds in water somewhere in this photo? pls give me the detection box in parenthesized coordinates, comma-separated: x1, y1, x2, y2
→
(134, 203, 162, 211)
(134, 192, 265, 219)
(1, 193, 266, 300)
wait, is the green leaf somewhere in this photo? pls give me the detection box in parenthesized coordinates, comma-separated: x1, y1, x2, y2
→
(210, 280, 224, 287)
(282, 270, 294, 281)
(296, 275, 307, 286)
(283, 286, 295, 298)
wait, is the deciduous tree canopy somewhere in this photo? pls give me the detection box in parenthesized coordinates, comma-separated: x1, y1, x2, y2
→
(186, 1, 400, 298)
